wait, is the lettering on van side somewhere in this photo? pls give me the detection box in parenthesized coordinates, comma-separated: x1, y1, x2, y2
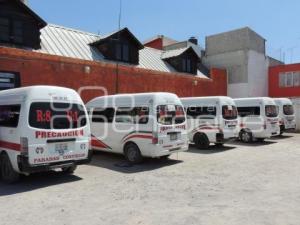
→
(160, 124, 186, 132)
(35, 130, 84, 139)
(33, 153, 86, 164)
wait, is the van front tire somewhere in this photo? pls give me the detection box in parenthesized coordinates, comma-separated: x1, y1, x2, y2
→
(194, 133, 210, 149)
(124, 143, 143, 164)
(0, 153, 20, 184)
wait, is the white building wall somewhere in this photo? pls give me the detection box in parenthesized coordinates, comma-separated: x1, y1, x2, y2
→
(291, 98, 300, 132)
(247, 50, 269, 97)
(228, 83, 249, 98)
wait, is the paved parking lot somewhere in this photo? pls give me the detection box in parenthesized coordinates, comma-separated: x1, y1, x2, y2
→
(0, 134, 300, 225)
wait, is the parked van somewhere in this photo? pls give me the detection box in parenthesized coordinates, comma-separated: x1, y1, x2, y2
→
(181, 96, 238, 149)
(86, 93, 189, 163)
(234, 97, 280, 143)
(273, 98, 296, 135)
(0, 86, 91, 183)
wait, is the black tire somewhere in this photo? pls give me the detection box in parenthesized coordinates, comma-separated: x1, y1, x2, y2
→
(160, 155, 170, 160)
(194, 133, 210, 149)
(62, 165, 77, 174)
(256, 138, 265, 142)
(0, 153, 20, 184)
(124, 143, 143, 164)
(215, 143, 224, 147)
(280, 125, 285, 136)
(239, 130, 253, 143)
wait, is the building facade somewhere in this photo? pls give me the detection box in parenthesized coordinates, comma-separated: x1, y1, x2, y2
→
(203, 27, 283, 98)
(0, 0, 227, 102)
(269, 63, 300, 130)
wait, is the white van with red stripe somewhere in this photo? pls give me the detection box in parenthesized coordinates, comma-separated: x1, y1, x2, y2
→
(234, 97, 280, 142)
(86, 93, 189, 163)
(0, 86, 91, 183)
(181, 96, 238, 149)
(273, 98, 296, 135)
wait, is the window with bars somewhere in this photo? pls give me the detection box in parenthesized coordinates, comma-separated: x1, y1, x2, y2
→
(116, 42, 130, 62)
(279, 71, 300, 88)
(0, 17, 23, 44)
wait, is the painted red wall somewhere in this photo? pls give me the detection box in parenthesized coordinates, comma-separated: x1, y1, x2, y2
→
(269, 63, 300, 98)
(144, 38, 163, 50)
(0, 47, 227, 102)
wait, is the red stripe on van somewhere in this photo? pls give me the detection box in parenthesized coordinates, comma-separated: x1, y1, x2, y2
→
(124, 134, 153, 142)
(0, 140, 21, 152)
(91, 136, 112, 150)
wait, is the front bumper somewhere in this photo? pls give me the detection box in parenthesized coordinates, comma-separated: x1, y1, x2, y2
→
(18, 150, 93, 173)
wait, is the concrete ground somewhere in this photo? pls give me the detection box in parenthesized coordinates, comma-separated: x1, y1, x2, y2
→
(0, 134, 300, 225)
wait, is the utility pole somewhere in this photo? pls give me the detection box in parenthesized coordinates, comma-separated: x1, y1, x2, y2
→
(115, 0, 122, 94)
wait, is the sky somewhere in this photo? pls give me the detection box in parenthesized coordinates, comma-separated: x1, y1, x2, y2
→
(29, 0, 300, 63)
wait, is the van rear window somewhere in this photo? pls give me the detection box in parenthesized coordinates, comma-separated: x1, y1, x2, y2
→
(157, 105, 185, 125)
(29, 102, 87, 129)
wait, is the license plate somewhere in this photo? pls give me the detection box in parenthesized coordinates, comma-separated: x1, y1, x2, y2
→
(170, 133, 178, 141)
(55, 143, 68, 155)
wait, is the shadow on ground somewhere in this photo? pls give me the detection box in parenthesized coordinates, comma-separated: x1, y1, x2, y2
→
(187, 144, 236, 154)
(88, 151, 183, 174)
(271, 135, 294, 140)
(229, 140, 277, 147)
(0, 171, 82, 196)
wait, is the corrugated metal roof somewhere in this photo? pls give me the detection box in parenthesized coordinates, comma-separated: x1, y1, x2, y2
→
(37, 24, 104, 61)
(161, 47, 190, 59)
(36, 24, 208, 79)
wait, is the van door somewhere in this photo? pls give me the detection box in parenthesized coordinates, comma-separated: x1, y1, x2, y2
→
(90, 108, 116, 152)
(27, 102, 89, 165)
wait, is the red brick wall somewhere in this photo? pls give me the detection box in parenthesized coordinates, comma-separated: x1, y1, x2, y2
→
(0, 47, 227, 102)
(269, 63, 300, 98)
(144, 38, 163, 50)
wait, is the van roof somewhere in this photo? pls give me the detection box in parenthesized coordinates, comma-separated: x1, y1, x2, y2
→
(0, 86, 81, 102)
(273, 98, 293, 105)
(181, 96, 232, 101)
(234, 97, 276, 105)
(234, 97, 274, 101)
(87, 92, 181, 107)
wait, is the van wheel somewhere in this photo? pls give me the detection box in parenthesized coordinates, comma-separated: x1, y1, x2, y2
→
(124, 143, 143, 164)
(62, 165, 77, 174)
(215, 143, 224, 147)
(160, 155, 170, 160)
(280, 125, 285, 135)
(239, 130, 253, 143)
(0, 153, 20, 184)
(194, 133, 210, 149)
(257, 138, 265, 142)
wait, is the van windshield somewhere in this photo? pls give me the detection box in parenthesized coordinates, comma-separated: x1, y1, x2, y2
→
(222, 105, 238, 120)
(265, 105, 278, 118)
(29, 102, 87, 129)
(283, 105, 294, 115)
(157, 105, 185, 125)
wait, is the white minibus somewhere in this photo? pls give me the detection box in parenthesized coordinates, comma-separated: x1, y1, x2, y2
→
(181, 96, 238, 149)
(86, 93, 189, 163)
(273, 98, 296, 135)
(234, 97, 280, 143)
(0, 86, 91, 183)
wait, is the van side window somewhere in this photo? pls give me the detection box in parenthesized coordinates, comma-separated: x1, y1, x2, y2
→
(186, 106, 216, 118)
(92, 108, 115, 123)
(116, 107, 149, 124)
(0, 105, 21, 127)
(237, 107, 260, 117)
